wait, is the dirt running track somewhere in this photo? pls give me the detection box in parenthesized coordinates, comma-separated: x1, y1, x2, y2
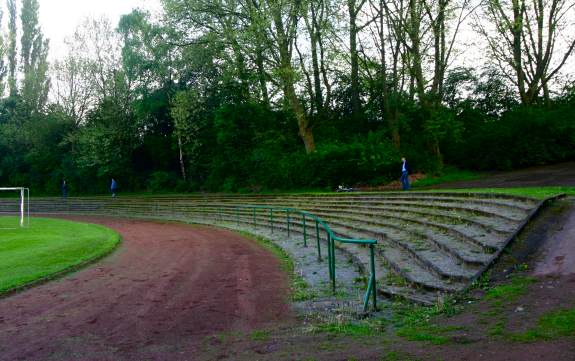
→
(0, 217, 291, 361)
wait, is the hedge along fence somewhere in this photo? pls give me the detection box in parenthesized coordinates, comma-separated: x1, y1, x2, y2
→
(0, 197, 379, 312)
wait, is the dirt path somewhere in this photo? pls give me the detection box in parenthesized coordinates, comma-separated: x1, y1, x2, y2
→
(533, 197, 575, 276)
(433, 161, 575, 188)
(0, 217, 291, 361)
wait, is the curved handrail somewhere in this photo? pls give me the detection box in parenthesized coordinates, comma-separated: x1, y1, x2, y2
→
(225, 204, 378, 312)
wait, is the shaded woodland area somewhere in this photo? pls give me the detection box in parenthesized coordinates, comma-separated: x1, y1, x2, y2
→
(0, 0, 574, 194)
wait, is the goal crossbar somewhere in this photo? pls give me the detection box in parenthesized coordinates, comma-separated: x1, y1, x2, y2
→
(0, 187, 30, 227)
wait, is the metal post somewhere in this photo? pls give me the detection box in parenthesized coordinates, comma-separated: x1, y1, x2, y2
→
(19, 188, 24, 227)
(331, 235, 336, 294)
(370, 244, 377, 311)
(236, 207, 240, 225)
(26, 188, 30, 227)
(253, 207, 256, 227)
(315, 220, 321, 261)
(302, 214, 307, 247)
(327, 233, 333, 281)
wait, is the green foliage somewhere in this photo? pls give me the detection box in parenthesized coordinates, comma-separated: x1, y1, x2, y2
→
(485, 276, 537, 303)
(20, 0, 50, 114)
(395, 324, 454, 345)
(391, 296, 463, 344)
(147, 171, 178, 192)
(249, 330, 270, 341)
(71, 98, 140, 190)
(411, 167, 481, 188)
(451, 103, 575, 170)
(0, 2, 574, 194)
(312, 319, 386, 337)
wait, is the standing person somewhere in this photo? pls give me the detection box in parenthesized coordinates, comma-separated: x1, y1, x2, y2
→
(110, 178, 118, 198)
(61, 179, 68, 199)
(400, 157, 410, 191)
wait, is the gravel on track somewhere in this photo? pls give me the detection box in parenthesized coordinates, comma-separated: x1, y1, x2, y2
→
(0, 216, 292, 361)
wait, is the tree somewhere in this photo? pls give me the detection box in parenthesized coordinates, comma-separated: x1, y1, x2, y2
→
(118, 10, 176, 95)
(20, 0, 49, 113)
(72, 98, 139, 181)
(162, 0, 251, 98)
(297, 0, 335, 116)
(162, 0, 317, 153)
(7, 0, 17, 97)
(268, 0, 316, 153)
(0, 7, 8, 96)
(347, 0, 371, 121)
(478, 0, 575, 104)
(72, 17, 124, 101)
(170, 89, 205, 181)
(52, 50, 95, 122)
(52, 16, 128, 123)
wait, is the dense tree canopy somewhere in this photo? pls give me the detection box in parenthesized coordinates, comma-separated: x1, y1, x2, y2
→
(0, 0, 574, 194)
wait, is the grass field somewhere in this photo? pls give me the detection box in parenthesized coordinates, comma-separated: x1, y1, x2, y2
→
(0, 217, 120, 295)
(411, 167, 482, 188)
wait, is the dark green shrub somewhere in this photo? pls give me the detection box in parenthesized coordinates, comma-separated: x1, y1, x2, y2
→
(147, 171, 178, 192)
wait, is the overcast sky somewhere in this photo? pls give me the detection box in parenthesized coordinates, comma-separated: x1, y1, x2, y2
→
(38, 0, 162, 60)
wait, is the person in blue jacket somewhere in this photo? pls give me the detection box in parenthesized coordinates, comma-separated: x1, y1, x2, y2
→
(111, 178, 118, 197)
(61, 179, 68, 199)
(400, 157, 410, 191)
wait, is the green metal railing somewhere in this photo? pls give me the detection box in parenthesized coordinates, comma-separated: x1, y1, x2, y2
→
(207, 204, 378, 312)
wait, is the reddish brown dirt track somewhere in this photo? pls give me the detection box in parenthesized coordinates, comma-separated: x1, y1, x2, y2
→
(0, 217, 291, 361)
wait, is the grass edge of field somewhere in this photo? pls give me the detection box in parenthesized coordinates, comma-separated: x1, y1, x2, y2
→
(0, 217, 121, 298)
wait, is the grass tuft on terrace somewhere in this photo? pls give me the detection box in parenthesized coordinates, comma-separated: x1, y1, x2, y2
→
(0, 217, 120, 295)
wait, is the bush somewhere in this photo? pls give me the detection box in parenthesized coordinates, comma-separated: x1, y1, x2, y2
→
(147, 171, 178, 192)
(458, 103, 575, 170)
(307, 133, 400, 187)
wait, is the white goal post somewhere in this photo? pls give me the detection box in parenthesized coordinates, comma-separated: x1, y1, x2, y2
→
(0, 187, 30, 227)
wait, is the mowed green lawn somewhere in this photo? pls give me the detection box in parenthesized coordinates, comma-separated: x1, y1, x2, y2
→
(0, 217, 120, 294)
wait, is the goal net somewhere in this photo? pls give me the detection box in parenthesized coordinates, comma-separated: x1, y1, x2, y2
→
(0, 187, 30, 228)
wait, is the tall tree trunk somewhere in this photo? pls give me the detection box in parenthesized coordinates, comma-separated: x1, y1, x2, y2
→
(271, 0, 316, 153)
(309, 5, 323, 114)
(255, 43, 270, 107)
(348, 0, 361, 119)
(379, 0, 400, 149)
(7, 0, 17, 97)
(511, 0, 529, 104)
(178, 135, 187, 181)
(408, 0, 426, 103)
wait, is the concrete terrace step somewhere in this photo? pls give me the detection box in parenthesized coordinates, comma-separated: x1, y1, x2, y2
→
(299, 210, 490, 269)
(291, 206, 505, 252)
(29, 192, 538, 211)
(27, 195, 532, 226)
(111, 191, 538, 208)
(151, 198, 529, 224)
(190, 210, 471, 293)
(75, 197, 525, 233)
(157, 205, 496, 267)
(1, 191, 544, 305)
(166, 193, 538, 213)
(227, 214, 464, 294)
(176, 201, 519, 234)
